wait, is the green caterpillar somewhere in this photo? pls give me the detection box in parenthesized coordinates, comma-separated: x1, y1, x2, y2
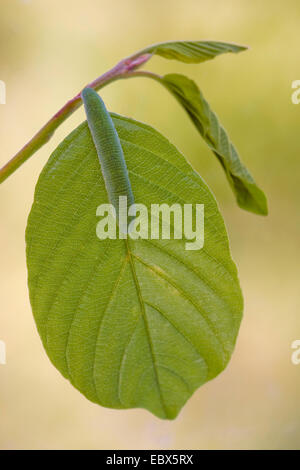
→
(81, 88, 135, 226)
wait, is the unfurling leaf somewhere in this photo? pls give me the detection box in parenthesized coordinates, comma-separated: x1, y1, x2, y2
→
(157, 73, 268, 215)
(26, 114, 243, 419)
(138, 40, 247, 64)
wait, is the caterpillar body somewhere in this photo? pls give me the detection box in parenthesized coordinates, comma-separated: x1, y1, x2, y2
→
(81, 88, 135, 226)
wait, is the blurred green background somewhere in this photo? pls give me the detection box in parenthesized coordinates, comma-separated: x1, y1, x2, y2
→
(0, 0, 300, 450)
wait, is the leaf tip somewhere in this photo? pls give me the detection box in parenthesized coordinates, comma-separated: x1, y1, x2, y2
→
(237, 190, 268, 216)
(233, 43, 249, 53)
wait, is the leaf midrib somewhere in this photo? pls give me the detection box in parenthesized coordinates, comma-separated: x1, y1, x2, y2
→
(125, 238, 168, 418)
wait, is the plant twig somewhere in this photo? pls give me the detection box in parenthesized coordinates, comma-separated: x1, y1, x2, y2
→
(0, 53, 151, 184)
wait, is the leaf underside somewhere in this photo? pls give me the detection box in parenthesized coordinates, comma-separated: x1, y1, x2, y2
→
(26, 114, 243, 419)
(140, 40, 247, 64)
(157, 74, 268, 215)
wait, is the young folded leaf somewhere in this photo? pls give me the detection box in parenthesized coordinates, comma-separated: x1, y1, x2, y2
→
(137, 40, 247, 64)
(157, 73, 268, 215)
(26, 114, 243, 420)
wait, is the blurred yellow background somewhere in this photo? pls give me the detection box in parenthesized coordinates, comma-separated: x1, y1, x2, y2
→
(1, 0, 300, 450)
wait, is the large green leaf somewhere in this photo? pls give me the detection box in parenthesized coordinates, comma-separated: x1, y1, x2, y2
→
(26, 114, 243, 419)
(138, 40, 247, 63)
(157, 73, 268, 215)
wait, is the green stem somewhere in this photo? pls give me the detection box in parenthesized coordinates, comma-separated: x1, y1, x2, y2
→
(0, 54, 152, 184)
